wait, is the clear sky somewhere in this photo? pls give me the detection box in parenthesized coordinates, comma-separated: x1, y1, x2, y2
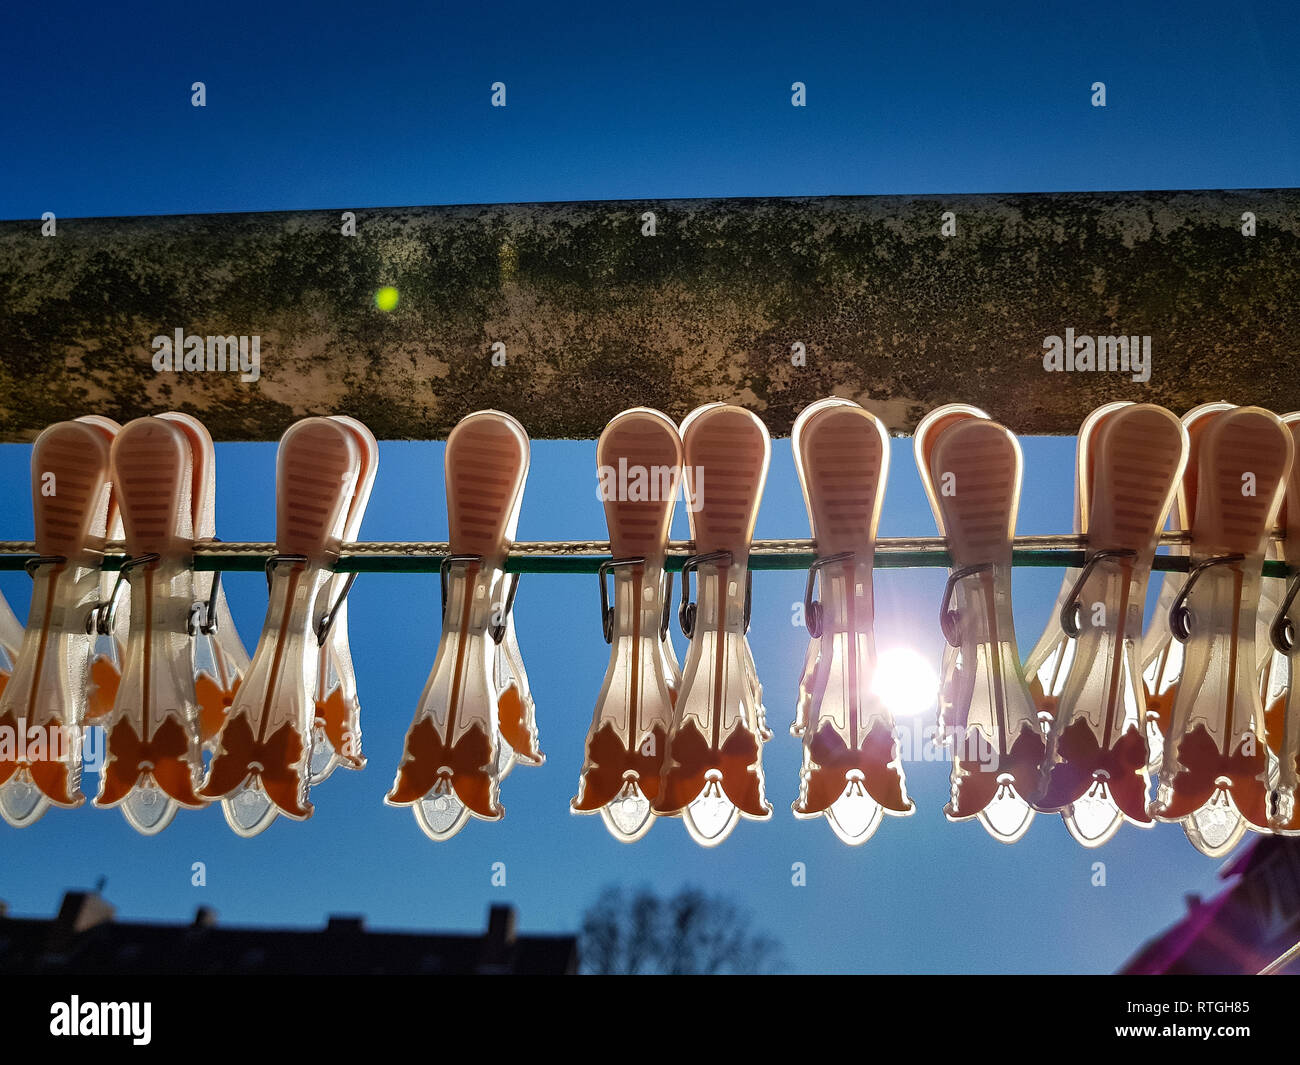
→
(0, 0, 1296, 974)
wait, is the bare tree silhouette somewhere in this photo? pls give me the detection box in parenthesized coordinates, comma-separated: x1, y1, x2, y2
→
(579, 885, 783, 975)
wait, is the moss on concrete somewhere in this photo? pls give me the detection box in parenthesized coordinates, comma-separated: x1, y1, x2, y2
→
(0, 191, 1295, 440)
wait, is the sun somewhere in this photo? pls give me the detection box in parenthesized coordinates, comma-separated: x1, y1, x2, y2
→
(871, 647, 938, 718)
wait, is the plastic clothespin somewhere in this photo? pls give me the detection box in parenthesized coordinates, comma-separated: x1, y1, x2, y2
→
(915, 404, 1044, 843)
(914, 405, 990, 747)
(792, 398, 861, 733)
(1148, 406, 1292, 856)
(1267, 412, 1300, 832)
(1257, 415, 1295, 803)
(0, 418, 119, 826)
(307, 416, 377, 782)
(791, 398, 913, 845)
(95, 417, 207, 832)
(1024, 401, 1133, 735)
(153, 413, 251, 752)
(1033, 404, 1188, 846)
(78, 415, 131, 727)
(0, 590, 24, 770)
(489, 543, 542, 783)
(386, 411, 532, 841)
(0, 591, 24, 690)
(200, 417, 362, 836)
(1138, 402, 1237, 770)
(572, 407, 682, 842)
(653, 403, 772, 846)
(92, 413, 249, 833)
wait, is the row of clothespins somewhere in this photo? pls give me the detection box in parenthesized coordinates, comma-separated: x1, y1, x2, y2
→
(0, 414, 375, 837)
(0, 401, 1296, 857)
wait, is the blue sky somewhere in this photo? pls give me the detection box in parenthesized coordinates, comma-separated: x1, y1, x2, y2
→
(0, 0, 1296, 973)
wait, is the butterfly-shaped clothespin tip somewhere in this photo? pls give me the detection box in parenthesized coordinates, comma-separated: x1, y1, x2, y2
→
(572, 408, 682, 842)
(201, 417, 362, 836)
(791, 398, 913, 845)
(0, 418, 119, 827)
(387, 411, 531, 841)
(1138, 403, 1238, 772)
(77, 416, 131, 729)
(1149, 407, 1292, 856)
(654, 404, 772, 846)
(915, 404, 1044, 844)
(149, 413, 251, 755)
(96, 416, 212, 834)
(1024, 402, 1132, 740)
(1034, 404, 1187, 846)
(307, 416, 377, 783)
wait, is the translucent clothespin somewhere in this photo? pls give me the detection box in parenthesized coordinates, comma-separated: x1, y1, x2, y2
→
(792, 398, 861, 733)
(0, 589, 23, 691)
(1268, 412, 1300, 832)
(791, 398, 913, 845)
(1024, 401, 1132, 736)
(308, 416, 377, 782)
(1149, 407, 1293, 856)
(654, 404, 772, 845)
(572, 408, 682, 842)
(1139, 402, 1236, 770)
(92, 413, 248, 833)
(1034, 405, 1188, 846)
(94, 417, 207, 832)
(1259, 535, 1289, 792)
(156, 413, 250, 755)
(386, 411, 531, 841)
(0, 418, 119, 826)
(201, 418, 362, 836)
(915, 405, 1044, 843)
(79, 415, 131, 728)
(490, 569, 543, 781)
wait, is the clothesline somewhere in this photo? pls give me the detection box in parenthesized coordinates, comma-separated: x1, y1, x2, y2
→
(0, 533, 1288, 576)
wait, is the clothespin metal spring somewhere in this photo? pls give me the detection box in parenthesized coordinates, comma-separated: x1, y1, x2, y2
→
(1058, 548, 1138, 639)
(264, 552, 358, 646)
(187, 569, 223, 637)
(438, 553, 518, 645)
(595, 558, 675, 644)
(939, 562, 993, 648)
(92, 552, 160, 636)
(1169, 553, 1246, 643)
(1270, 573, 1300, 654)
(802, 551, 856, 639)
(678, 550, 752, 639)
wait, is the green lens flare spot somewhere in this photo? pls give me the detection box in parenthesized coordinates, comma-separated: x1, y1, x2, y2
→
(374, 286, 400, 312)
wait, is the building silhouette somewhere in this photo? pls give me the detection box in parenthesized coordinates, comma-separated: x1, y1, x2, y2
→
(0, 890, 577, 975)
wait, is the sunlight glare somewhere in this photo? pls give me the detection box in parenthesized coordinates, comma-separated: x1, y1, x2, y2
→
(871, 646, 938, 718)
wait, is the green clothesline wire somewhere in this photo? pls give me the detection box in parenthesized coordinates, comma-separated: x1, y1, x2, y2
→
(0, 536, 1290, 577)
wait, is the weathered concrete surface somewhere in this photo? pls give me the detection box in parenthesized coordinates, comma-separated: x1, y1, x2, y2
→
(0, 191, 1295, 440)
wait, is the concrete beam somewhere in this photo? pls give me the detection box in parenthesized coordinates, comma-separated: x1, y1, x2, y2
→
(0, 190, 1295, 440)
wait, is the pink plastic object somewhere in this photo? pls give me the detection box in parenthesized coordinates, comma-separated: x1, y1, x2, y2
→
(791, 398, 913, 845)
(1034, 404, 1188, 846)
(387, 411, 532, 841)
(1149, 407, 1293, 856)
(308, 415, 377, 782)
(201, 417, 361, 836)
(654, 404, 772, 846)
(915, 404, 1043, 843)
(0, 418, 118, 826)
(572, 407, 682, 842)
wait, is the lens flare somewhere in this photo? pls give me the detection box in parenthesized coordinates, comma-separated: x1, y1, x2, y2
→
(871, 647, 937, 718)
